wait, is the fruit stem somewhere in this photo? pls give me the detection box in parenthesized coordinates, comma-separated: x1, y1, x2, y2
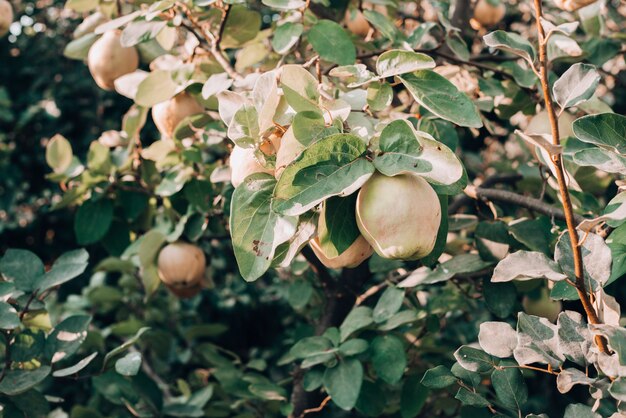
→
(531, 0, 609, 354)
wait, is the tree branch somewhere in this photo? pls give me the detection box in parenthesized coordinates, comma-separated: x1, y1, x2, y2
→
(463, 185, 585, 225)
(532, 0, 608, 353)
(290, 246, 371, 417)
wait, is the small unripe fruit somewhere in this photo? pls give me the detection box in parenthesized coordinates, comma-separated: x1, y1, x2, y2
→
(345, 8, 370, 37)
(310, 235, 373, 269)
(152, 92, 205, 139)
(0, 0, 13, 38)
(356, 173, 441, 260)
(157, 242, 206, 291)
(527, 110, 575, 139)
(87, 30, 139, 91)
(229, 146, 274, 188)
(309, 199, 374, 269)
(473, 0, 506, 28)
(522, 288, 562, 323)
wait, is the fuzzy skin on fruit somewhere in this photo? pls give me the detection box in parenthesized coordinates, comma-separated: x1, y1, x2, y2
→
(87, 30, 139, 91)
(229, 146, 274, 188)
(356, 172, 441, 260)
(166, 281, 203, 299)
(345, 8, 370, 37)
(527, 110, 576, 139)
(522, 288, 562, 323)
(310, 199, 374, 269)
(473, 0, 506, 27)
(157, 242, 206, 289)
(310, 235, 373, 269)
(0, 0, 13, 38)
(152, 92, 205, 139)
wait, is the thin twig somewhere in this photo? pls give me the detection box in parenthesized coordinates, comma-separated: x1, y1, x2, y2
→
(299, 396, 331, 418)
(532, 0, 608, 354)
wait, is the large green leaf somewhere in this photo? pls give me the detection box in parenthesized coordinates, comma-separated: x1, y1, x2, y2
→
(307, 20, 356, 66)
(373, 119, 465, 189)
(399, 71, 482, 128)
(280, 65, 320, 113)
(44, 314, 92, 363)
(370, 335, 406, 384)
(0, 302, 20, 330)
(491, 366, 528, 411)
(0, 367, 51, 396)
(317, 195, 360, 257)
(271, 22, 303, 54)
(230, 173, 297, 281)
(553, 63, 600, 110)
(272, 134, 375, 216)
(74, 198, 114, 245)
(35, 249, 89, 292)
(375, 50, 435, 78)
(323, 358, 363, 410)
(483, 30, 536, 63)
(0, 249, 45, 292)
(572, 113, 626, 155)
(221, 6, 261, 48)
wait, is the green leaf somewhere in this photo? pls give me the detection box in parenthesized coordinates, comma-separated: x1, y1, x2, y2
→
(221, 6, 261, 48)
(121, 20, 166, 47)
(370, 335, 406, 384)
(317, 195, 360, 257)
(455, 387, 490, 407)
(74, 198, 114, 245)
(375, 50, 435, 78)
(400, 375, 429, 418)
(280, 65, 320, 113)
(0, 249, 45, 292)
(44, 314, 92, 363)
(64, 33, 98, 60)
(572, 147, 626, 175)
(292, 110, 329, 146)
(484, 281, 517, 319)
(483, 30, 536, 63)
(553, 63, 600, 110)
(307, 20, 356, 66)
(339, 339, 368, 357)
(52, 352, 99, 377)
(421, 365, 457, 389)
(373, 286, 405, 323)
(492, 251, 566, 282)
(373, 119, 465, 188)
(515, 313, 565, 368)
(362, 9, 397, 40)
(272, 133, 375, 216)
(572, 113, 626, 155)
(453, 346, 495, 373)
(491, 367, 528, 411)
(0, 367, 51, 396)
(103, 327, 150, 369)
(271, 22, 303, 54)
(230, 173, 297, 281)
(323, 358, 363, 410)
(563, 404, 601, 418)
(262, 0, 306, 10)
(35, 249, 89, 292)
(367, 82, 393, 111)
(0, 302, 20, 330)
(135, 70, 178, 107)
(46, 134, 74, 174)
(115, 352, 142, 376)
(609, 377, 626, 402)
(340, 306, 373, 342)
(399, 71, 482, 128)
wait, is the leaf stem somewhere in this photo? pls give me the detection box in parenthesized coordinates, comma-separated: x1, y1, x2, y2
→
(531, 0, 608, 354)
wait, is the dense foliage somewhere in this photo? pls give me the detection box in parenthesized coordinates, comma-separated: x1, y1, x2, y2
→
(1, 0, 626, 417)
